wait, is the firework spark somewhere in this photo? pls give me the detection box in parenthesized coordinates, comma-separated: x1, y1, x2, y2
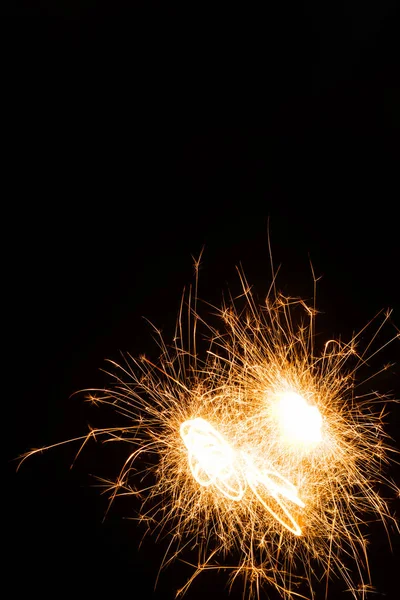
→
(19, 260, 399, 600)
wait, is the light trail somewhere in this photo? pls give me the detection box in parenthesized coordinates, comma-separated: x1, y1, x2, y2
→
(180, 417, 305, 536)
(180, 417, 246, 501)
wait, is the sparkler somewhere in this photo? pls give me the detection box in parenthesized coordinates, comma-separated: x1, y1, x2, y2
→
(19, 258, 399, 600)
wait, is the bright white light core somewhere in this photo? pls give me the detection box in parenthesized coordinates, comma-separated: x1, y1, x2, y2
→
(275, 391, 322, 445)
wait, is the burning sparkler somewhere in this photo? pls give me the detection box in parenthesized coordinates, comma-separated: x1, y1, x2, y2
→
(19, 257, 399, 600)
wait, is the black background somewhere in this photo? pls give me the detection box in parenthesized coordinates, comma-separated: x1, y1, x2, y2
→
(5, 2, 400, 599)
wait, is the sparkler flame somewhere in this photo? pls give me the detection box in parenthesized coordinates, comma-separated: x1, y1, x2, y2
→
(273, 391, 323, 446)
(19, 259, 399, 600)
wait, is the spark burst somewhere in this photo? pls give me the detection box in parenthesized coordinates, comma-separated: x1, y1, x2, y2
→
(20, 259, 399, 600)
